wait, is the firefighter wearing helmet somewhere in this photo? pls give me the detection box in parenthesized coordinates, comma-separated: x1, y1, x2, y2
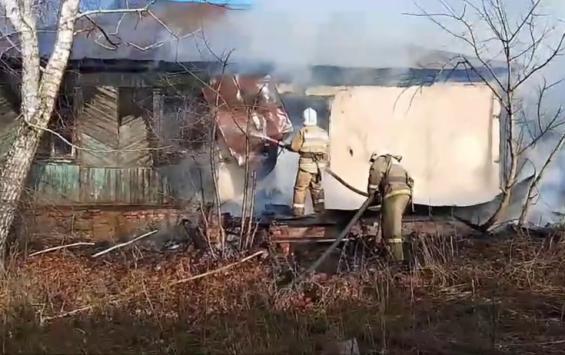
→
(367, 152, 414, 265)
(285, 107, 330, 216)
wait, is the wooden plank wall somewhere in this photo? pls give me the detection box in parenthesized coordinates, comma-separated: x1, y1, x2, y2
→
(76, 86, 153, 167)
(118, 87, 153, 167)
(76, 86, 121, 166)
(29, 163, 172, 206)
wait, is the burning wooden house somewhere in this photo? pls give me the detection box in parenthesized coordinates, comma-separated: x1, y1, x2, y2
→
(0, 0, 524, 241)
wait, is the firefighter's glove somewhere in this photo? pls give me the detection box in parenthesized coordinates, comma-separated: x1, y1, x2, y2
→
(368, 191, 382, 205)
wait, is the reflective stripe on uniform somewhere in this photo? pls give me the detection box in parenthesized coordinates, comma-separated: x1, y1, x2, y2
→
(386, 238, 403, 244)
(303, 129, 329, 141)
(315, 199, 325, 203)
(293, 203, 305, 208)
(300, 127, 329, 154)
(299, 160, 326, 172)
(384, 189, 411, 200)
(368, 184, 379, 190)
(299, 162, 319, 172)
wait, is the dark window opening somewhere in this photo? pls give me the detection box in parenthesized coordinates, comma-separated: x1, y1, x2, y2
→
(161, 91, 211, 152)
(38, 94, 76, 161)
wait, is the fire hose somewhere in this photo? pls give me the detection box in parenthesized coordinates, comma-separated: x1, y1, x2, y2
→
(251, 133, 370, 198)
(325, 168, 369, 197)
(252, 133, 381, 279)
(305, 194, 375, 275)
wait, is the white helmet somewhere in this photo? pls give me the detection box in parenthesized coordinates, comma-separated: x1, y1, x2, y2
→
(303, 107, 317, 126)
(369, 150, 402, 162)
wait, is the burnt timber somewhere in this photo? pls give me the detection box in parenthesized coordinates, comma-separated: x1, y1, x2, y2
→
(259, 205, 476, 245)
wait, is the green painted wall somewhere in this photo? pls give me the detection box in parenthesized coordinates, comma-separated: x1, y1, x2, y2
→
(29, 163, 173, 206)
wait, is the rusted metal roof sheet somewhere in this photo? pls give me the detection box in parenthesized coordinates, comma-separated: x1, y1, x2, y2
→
(30, 163, 172, 206)
(202, 74, 293, 167)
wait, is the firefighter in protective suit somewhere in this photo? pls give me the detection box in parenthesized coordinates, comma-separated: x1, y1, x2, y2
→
(285, 107, 330, 216)
(367, 153, 414, 264)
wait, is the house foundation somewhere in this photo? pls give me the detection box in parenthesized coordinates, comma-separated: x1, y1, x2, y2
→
(22, 206, 190, 242)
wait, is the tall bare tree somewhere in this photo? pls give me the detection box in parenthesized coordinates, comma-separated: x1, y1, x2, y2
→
(0, 0, 162, 267)
(412, 0, 565, 230)
(0, 0, 81, 267)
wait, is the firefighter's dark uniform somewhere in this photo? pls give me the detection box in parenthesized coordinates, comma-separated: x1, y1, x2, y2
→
(367, 154, 414, 262)
(287, 126, 330, 216)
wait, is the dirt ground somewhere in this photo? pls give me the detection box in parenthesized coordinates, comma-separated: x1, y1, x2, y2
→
(1, 231, 565, 354)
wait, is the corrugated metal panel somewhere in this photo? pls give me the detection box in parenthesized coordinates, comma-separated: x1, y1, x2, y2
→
(30, 163, 172, 206)
(202, 75, 293, 167)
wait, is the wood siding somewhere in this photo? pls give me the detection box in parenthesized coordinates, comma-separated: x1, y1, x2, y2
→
(77, 86, 120, 166)
(29, 163, 173, 206)
(76, 86, 153, 167)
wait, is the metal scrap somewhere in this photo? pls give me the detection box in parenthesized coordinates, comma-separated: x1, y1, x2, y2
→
(202, 74, 293, 169)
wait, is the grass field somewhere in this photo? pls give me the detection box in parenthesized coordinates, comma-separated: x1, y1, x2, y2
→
(1, 231, 564, 354)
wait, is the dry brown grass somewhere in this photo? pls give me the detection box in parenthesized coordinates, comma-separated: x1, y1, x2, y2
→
(0, 230, 564, 354)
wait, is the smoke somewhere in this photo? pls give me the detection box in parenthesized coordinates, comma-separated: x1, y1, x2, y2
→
(518, 58, 565, 225)
(214, 0, 431, 69)
(28, 0, 565, 222)
(66, 0, 460, 70)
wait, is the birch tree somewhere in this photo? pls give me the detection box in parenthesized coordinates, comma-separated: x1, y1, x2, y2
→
(0, 0, 149, 266)
(0, 0, 81, 267)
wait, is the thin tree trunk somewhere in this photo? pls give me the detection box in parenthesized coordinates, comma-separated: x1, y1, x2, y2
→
(0, 126, 43, 258)
(482, 105, 519, 231)
(482, 154, 518, 231)
(0, 0, 80, 266)
(518, 134, 565, 226)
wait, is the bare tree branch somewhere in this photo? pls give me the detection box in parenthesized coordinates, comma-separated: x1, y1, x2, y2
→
(411, 0, 565, 230)
(74, 0, 155, 20)
(519, 133, 565, 225)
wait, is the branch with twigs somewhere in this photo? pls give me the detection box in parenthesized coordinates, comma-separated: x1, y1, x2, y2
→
(91, 230, 158, 258)
(519, 133, 565, 225)
(75, 1, 156, 20)
(39, 305, 93, 325)
(80, 1, 202, 53)
(21, 113, 174, 154)
(170, 250, 267, 285)
(408, 0, 565, 230)
(29, 242, 95, 257)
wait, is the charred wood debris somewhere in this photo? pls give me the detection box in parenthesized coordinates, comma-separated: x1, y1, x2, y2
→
(30, 199, 564, 279)
(32, 200, 564, 270)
